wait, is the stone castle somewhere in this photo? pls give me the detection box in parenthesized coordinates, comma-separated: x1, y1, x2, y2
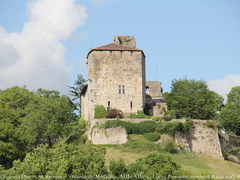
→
(81, 35, 167, 119)
(80, 36, 230, 160)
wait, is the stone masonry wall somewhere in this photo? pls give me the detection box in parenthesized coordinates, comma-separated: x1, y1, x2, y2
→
(89, 119, 224, 160)
(91, 127, 128, 144)
(175, 120, 223, 160)
(87, 50, 145, 118)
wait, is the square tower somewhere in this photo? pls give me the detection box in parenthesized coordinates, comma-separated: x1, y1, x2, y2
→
(81, 36, 146, 119)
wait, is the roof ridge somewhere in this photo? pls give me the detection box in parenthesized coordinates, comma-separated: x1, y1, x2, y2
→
(87, 43, 145, 58)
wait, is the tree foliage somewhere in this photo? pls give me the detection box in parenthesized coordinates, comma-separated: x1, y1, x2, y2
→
(68, 74, 87, 114)
(3, 144, 107, 179)
(163, 77, 224, 120)
(0, 86, 77, 168)
(219, 86, 240, 136)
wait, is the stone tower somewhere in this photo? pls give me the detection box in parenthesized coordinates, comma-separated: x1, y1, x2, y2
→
(81, 36, 146, 119)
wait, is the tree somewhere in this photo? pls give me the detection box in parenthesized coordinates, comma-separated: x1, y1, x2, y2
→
(164, 77, 224, 120)
(0, 86, 34, 168)
(219, 86, 240, 136)
(68, 74, 87, 115)
(126, 153, 190, 178)
(17, 89, 77, 149)
(0, 86, 77, 168)
(4, 144, 107, 179)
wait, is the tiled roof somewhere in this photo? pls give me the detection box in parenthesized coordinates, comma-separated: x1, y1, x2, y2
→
(87, 43, 144, 58)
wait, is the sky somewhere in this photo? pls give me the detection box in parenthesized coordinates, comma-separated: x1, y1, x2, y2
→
(0, 0, 239, 102)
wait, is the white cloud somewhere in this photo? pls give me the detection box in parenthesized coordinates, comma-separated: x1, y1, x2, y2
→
(91, 0, 117, 7)
(0, 0, 88, 94)
(208, 75, 240, 103)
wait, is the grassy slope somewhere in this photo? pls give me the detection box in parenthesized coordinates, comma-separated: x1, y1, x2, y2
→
(103, 135, 240, 176)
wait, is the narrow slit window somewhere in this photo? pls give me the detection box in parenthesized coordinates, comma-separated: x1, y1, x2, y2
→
(131, 51, 133, 56)
(130, 101, 132, 110)
(119, 85, 121, 94)
(120, 51, 122, 58)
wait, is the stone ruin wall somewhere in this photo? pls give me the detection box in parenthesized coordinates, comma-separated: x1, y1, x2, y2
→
(89, 119, 224, 160)
(91, 127, 128, 145)
(175, 120, 223, 160)
(219, 133, 240, 156)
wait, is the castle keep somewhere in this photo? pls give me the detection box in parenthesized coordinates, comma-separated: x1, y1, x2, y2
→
(81, 36, 165, 119)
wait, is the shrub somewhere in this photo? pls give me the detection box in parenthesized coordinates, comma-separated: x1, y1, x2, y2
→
(109, 158, 127, 176)
(106, 108, 123, 118)
(104, 130, 109, 138)
(162, 140, 179, 154)
(206, 120, 217, 129)
(222, 149, 229, 160)
(129, 110, 149, 118)
(94, 104, 107, 118)
(169, 109, 176, 119)
(156, 121, 184, 136)
(161, 116, 172, 121)
(123, 134, 161, 152)
(78, 118, 86, 129)
(228, 155, 239, 164)
(162, 107, 166, 113)
(184, 118, 193, 131)
(127, 153, 187, 177)
(144, 133, 160, 141)
(151, 116, 160, 121)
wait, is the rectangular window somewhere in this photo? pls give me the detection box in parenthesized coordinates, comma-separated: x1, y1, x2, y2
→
(118, 85, 125, 94)
(110, 51, 112, 56)
(108, 101, 110, 106)
(131, 51, 133, 56)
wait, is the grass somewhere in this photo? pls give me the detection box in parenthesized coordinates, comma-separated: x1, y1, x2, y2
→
(105, 147, 147, 166)
(197, 153, 240, 176)
(122, 134, 161, 152)
(171, 153, 210, 175)
(102, 134, 240, 177)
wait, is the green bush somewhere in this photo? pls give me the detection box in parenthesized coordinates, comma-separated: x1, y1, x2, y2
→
(94, 104, 107, 118)
(123, 134, 161, 152)
(137, 121, 156, 134)
(222, 149, 229, 160)
(151, 116, 160, 121)
(95, 120, 156, 135)
(129, 110, 149, 118)
(206, 120, 217, 129)
(78, 118, 86, 129)
(127, 153, 189, 177)
(144, 133, 160, 141)
(161, 115, 173, 121)
(162, 139, 179, 154)
(95, 120, 189, 137)
(156, 121, 184, 136)
(169, 109, 176, 119)
(184, 118, 193, 131)
(109, 158, 127, 176)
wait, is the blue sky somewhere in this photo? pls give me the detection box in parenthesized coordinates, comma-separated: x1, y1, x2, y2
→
(0, 0, 239, 102)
